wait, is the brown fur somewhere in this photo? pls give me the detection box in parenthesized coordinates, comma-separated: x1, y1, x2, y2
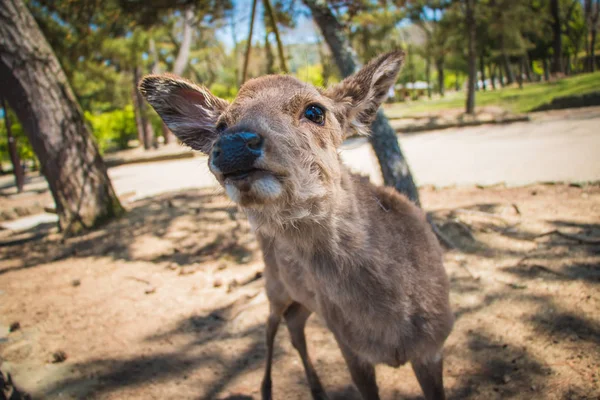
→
(140, 51, 454, 400)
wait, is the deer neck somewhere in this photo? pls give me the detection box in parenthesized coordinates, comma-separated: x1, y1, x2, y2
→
(247, 166, 368, 259)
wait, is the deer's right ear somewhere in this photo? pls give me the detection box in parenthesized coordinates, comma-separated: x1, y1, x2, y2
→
(139, 75, 229, 153)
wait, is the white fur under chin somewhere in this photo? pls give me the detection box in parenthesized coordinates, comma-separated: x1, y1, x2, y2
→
(225, 183, 241, 203)
(252, 175, 282, 200)
(224, 175, 282, 204)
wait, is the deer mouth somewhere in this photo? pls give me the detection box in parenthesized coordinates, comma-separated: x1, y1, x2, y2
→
(222, 168, 268, 183)
(222, 169, 283, 204)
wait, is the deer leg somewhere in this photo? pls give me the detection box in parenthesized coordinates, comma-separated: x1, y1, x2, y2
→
(284, 302, 328, 400)
(261, 310, 282, 400)
(411, 352, 446, 400)
(336, 339, 380, 400)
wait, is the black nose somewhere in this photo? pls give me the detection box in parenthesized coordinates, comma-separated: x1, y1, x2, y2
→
(212, 132, 263, 175)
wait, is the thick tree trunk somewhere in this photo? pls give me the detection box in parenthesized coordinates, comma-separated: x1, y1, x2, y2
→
(0, 0, 123, 234)
(490, 63, 496, 90)
(263, 0, 288, 73)
(242, 0, 258, 83)
(1, 97, 24, 193)
(465, 0, 477, 114)
(436, 58, 445, 97)
(498, 64, 504, 87)
(303, 0, 420, 204)
(550, 0, 563, 74)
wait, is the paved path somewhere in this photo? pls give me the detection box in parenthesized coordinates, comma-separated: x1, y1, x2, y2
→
(109, 106, 600, 198)
(2, 107, 599, 230)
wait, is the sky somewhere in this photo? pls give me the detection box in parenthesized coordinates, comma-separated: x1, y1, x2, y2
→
(214, 0, 321, 50)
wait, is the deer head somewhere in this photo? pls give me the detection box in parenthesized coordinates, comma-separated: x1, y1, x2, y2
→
(139, 51, 404, 227)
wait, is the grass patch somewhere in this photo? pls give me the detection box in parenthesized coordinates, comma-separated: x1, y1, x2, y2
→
(384, 72, 600, 117)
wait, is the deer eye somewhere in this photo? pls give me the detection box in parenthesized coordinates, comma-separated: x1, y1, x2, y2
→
(304, 104, 325, 125)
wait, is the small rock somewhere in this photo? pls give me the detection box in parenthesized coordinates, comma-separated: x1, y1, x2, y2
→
(502, 374, 511, 384)
(213, 278, 223, 288)
(144, 287, 156, 294)
(71, 279, 81, 287)
(9, 322, 20, 332)
(531, 385, 537, 391)
(52, 350, 67, 363)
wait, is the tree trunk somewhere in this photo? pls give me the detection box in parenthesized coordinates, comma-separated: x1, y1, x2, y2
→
(436, 58, 445, 97)
(592, 23, 598, 72)
(490, 63, 496, 90)
(0, 0, 123, 234)
(479, 54, 486, 91)
(303, 0, 420, 205)
(498, 63, 505, 87)
(265, 31, 275, 74)
(172, 5, 194, 76)
(501, 53, 514, 85)
(517, 60, 524, 89)
(425, 55, 432, 99)
(149, 37, 174, 144)
(242, 0, 258, 83)
(132, 78, 145, 145)
(1, 96, 24, 193)
(585, 0, 592, 72)
(543, 57, 550, 81)
(133, 67, 154, 150)
(465, 0, 477, 115)
(524, 53, 533, 82)
(550, 0, 563, 74)
(263, 0, 288, 73)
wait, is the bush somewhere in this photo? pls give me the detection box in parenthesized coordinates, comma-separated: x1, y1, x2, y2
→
(85, 106, 137, 153)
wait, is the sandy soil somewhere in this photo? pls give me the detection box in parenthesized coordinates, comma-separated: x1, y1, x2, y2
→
(0, 183, 599, 400)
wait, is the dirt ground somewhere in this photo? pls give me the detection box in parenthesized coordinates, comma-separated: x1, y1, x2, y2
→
(0, 183, 599, 400)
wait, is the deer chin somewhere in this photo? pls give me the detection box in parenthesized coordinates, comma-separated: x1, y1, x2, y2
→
(223, 171, 283, 206)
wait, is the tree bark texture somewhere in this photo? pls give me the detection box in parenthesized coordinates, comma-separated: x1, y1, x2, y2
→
(0, 0, 123, 234)
(550, 0, 564, 73)
(1, 96, 24, 192)
(303, 0, 420, 205)
(465, 0, 477, 114)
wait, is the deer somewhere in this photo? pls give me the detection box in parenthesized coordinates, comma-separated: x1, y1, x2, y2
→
(139, 50, 454, 400)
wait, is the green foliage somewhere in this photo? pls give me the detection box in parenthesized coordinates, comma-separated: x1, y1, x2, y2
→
(209, 83, 239, 102)
(0, 113, 35, 165)
(385, 71, 600, 116)
(85, 106, 137, 153)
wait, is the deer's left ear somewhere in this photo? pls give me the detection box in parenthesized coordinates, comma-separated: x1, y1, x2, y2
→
(325, 50, 404, 136)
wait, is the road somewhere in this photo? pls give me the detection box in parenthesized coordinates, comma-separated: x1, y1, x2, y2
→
(1, 107, 599, 230)
(108, 107, 600, 200)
